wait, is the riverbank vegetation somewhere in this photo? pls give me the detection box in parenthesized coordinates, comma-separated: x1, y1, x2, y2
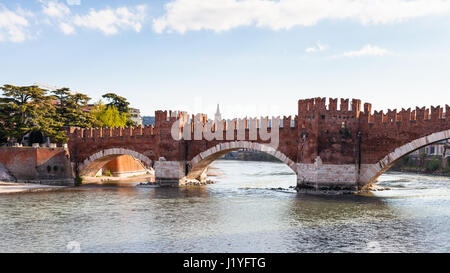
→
(224, 150, 450, 177)
(390, 154, 450, 176)
(220, 150, 282, 162)
(0, 84, 135, 145)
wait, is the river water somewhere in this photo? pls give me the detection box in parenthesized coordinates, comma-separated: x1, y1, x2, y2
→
(1, 160, 450, 253)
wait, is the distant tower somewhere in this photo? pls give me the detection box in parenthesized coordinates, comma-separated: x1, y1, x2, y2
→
(215, 104, 222, 121)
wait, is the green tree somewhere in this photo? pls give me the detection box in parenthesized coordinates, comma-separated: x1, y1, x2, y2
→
(52, 88, 98, 128)
(0, 84, 66, 143)
(0, 96, 14, 144)
(102, 93, 135, 126)
(0, 125, 9, 144)
(420, 152, 427, 168)
(102, 93, 130, 114)
(91, 102, 128, 127)
(426, 157, 442, 172)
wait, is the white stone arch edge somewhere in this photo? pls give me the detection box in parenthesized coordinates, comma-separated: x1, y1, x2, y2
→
(190, 141, 297, 174)
(360, 129, 450, 185)
(78, 148, 153, 173)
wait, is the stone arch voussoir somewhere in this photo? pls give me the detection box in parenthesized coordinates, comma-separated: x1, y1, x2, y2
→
(360, 129, 450, 186)
(187, 141, 297, 180)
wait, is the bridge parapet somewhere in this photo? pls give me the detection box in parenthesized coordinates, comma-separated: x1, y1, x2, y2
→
(299, 97, 362, 118)
(68, 125, 156, 140)
(299, 97, 449, 126)
(68, 112, 298, 143)
(176, 115, 298, 139)
(360, 105, 449, 127)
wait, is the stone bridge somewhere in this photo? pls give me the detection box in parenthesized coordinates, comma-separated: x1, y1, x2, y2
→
(62, 97, 450, 191)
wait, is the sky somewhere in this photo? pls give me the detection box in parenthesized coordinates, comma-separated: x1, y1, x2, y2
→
(1, 0, 450, 117)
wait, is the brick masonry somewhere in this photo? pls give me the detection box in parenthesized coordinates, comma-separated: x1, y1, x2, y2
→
(0, 147, 74, 186)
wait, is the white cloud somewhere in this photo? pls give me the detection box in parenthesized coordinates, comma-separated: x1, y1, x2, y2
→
(306, 42, 326, 53)
(38, 1, 147, 36)
(340, 44, 391, 57)
(0, 6, 33, 42)
(72, 5, 147, 35)
(154, 0, 450, 33)
(66, 0, 81, 5)
(39, 0, 74, 35)
(59, 22, 75, 34)
(42, 1, 71, 18)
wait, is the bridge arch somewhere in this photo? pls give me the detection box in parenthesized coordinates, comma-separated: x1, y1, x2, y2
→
(78, 148, 153, 176)
(186, 141, 297, 181)
(360, 129, 450, 186)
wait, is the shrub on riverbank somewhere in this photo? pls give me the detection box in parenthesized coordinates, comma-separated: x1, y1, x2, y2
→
(74, 176, 83, 186)
(426, 157, 442, 172)
(220, 150, 281, 162)
(391, 155, 450, 175)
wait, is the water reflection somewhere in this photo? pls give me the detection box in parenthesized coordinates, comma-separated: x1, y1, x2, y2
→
(1, 160, 450, 252)
(283, 194, 424, 252)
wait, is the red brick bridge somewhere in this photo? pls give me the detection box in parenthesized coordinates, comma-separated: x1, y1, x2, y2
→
(65, 97, 450, 191)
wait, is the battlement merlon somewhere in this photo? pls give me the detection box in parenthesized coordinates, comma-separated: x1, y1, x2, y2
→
(298, 98, 449, 125)
(67, 124, 156, 139)
(67, 102, 449, 140)
(298, 97, 362, 117)
(154, 110, 191, 128)
(365, 105, 447, 125)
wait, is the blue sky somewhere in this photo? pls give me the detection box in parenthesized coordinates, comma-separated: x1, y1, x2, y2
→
(1, 0, 450, 117)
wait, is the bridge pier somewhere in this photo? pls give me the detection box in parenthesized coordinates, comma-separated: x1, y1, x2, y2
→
(295, 157, 359, 192)
(154, 159, 185, 186)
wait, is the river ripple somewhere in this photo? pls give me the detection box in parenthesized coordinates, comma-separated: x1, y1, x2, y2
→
(1, 160, 450, 253)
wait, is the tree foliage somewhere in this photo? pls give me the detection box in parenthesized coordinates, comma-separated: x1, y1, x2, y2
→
(0, 85, 137, 145)
(102, 93, 130, 114)
(426, 157, 442, 172)
(0, 85, 66, 143)
(102, 92, 135, 126)
(91, 101, 128, 128)
(52, 88, 99, 128)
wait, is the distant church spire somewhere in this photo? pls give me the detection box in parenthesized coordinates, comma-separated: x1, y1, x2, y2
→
(215, 104, 222, 121)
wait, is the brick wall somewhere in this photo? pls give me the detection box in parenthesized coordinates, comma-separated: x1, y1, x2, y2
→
(0, 147, 73, 185)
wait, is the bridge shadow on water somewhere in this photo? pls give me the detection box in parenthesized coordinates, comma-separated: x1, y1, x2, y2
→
(77, 182, 212, 199)
(73, 185, 413, 253)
